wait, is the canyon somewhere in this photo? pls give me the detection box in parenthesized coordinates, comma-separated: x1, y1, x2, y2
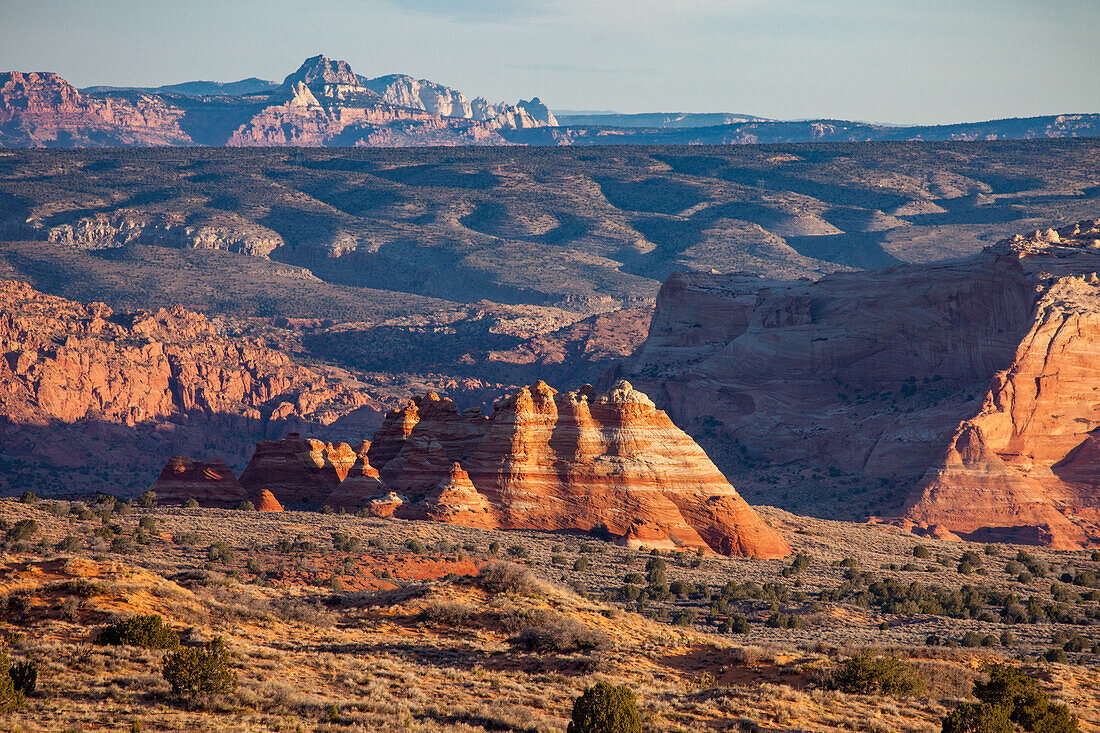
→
(0, 143, 1098, 549)
(619, 222, 1100, 548)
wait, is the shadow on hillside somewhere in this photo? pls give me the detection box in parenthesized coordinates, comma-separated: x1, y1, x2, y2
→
(0, 405, 383, 498)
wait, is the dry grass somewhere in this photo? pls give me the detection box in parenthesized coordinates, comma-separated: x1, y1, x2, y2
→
(0, 498, 1097, 732)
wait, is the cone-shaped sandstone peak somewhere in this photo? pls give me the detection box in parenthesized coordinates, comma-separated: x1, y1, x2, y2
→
(355, 380, 789, 558)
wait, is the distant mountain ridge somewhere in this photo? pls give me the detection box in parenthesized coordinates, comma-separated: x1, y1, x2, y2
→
(555, 112, 768, 128)
(81, 77, 279, 97)
(1, 54, 1098, 147)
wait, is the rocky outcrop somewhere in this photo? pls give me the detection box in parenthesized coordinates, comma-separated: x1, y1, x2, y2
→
(324, 449, 385, 512)
(517, 98, 558, 127)
(423, 462, 496, 527)
(0, 71, 190, 147)
(357, 380, 789, 557)
(150, 456, 249, 507)
(1, 57, 556, 148)
(0, 281, 383, 494)
(361, 74, 473, 118)
(46, 211, 283, 255)
(237, 433, 350, 507)
(253, 489, 284, 512)
(619, 222, 1100, 548)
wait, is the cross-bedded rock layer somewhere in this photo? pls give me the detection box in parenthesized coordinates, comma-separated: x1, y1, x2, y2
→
(620, 222, 1100, 548)
(328, 382, 788, 558)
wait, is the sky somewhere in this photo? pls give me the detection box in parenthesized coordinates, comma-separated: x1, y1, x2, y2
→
(1, 0, 1098, 124)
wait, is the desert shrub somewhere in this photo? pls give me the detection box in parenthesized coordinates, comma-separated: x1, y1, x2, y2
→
(567, 682, 641, 733)
(476, 562, 543, 597)
(765, 612, 805, 630)
(331, 532, 360, 552)
(913, 545, 931, 558)
(2, 592, 31, 622)
(138, 490, 158, 508)
(182, 497, 200, 508)
(162, 637, 237, 698)
(56, 535, 82, 552)
(516, 614, 610, 653)
(59, 578, 104, 598)
(673, 608, 697, 627)
(574, 556, 590, 572)
(207, 542, 234, 563)
(952, 663, 1079, 733)
(97, 614, 180, 649)
(0, 652, 24, 713)
(830, 649, 926, 696)
(8, 659, 36, 696)
(645, 557, 667, 585)
(5, 519, 37, 543)
(942, 702, 1013, 733)
(782, 552, 812, 577)
(719, 614, 751, 634)
(404, 538, 426, 554)
(507, 544, 528, 559)
(138, 516, 157, 532)
(418, 601, 476, 626)
(111, 535, 136, 554)
(961, 631, 984, 648)
(17, 492, 36, 505)
(235, 501, 255, 511)
(1042, 648, 1067, 664)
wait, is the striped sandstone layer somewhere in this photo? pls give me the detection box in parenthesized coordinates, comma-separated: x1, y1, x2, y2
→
(362, 380, 789, 558)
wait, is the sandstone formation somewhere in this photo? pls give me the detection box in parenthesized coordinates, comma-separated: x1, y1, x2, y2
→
(619, 222, 1100, 548)
(237, 433, 352, 507)
(0, 71, 190, 147)
(0, 281, 383, 494)
(46, 211, 282, 256)
(252, 489, 284, 512)
(149, 456, 249, 507)
(349, 381, 789, 557)
(7, 59, 1100, 148)
(1, 56, 557, 149)
(324, 451, 385, 512)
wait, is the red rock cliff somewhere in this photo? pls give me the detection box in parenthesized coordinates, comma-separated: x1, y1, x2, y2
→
(0, 280, 383, 493)
(620, 222, 1100, 548)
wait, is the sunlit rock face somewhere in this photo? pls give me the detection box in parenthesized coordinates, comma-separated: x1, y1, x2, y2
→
(620, 222, 1100, 548)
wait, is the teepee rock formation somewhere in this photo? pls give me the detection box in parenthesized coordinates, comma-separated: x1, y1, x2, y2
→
(237, 433, 345, 507)
(150, 456, 249, 507)
(364, 380, 789, 557)
(424, 462, 497, 527)
(252, 489, 284, 512)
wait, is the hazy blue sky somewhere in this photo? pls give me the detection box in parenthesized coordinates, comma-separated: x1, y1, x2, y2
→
(2, 0, 1097, 124)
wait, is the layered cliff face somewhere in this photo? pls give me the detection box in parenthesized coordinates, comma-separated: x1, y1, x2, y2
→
(347, 380, 789, 557)
(619, 222, 1100, 547)
(0, 56, 556, 148)
(149, 456, 249, 507)
(0, 280, 384, 493)
(46, 210, 282, 256)
(237, 434, 361, 507)
(0, 72, 191, 147)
